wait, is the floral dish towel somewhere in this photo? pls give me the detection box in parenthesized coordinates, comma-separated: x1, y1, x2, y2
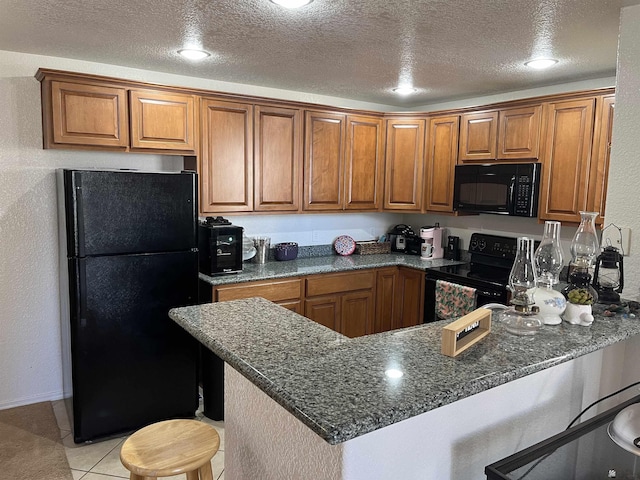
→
(435, 280, 477, 320)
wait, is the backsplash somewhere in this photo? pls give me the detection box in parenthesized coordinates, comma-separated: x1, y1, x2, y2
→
(223, 212, 401, 247)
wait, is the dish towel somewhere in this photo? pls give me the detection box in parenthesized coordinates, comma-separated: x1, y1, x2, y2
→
(435, 280, 477, 320)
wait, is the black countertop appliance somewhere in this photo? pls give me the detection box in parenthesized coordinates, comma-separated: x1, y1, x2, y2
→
(58, 169, 199, 443)
(388, 224, 416, 252)
(198, 216, 243, 275)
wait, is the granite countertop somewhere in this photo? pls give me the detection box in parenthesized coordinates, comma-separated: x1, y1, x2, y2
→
(200, 252, 465, 286)
(169, 297, 640, 445)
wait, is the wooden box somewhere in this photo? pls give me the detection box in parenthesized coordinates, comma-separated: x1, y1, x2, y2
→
(441, 308, 491, 357)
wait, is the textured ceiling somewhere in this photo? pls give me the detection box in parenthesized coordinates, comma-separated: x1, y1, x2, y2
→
(0, 0, 636, 107)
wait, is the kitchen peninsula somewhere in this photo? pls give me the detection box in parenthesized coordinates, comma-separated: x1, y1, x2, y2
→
(169, 297, 640, 480)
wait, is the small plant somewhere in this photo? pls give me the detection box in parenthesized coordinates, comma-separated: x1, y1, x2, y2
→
(566, 288, 595, 305)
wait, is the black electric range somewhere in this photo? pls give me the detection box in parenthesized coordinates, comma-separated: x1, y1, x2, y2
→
(424, 233, 528, 322)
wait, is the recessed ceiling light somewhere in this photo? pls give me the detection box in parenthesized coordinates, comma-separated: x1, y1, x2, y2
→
(392, 86, 418, 96)
(270, 0, 313, 8)
(178, 49, 211, 61)
(525, 58, 558, 70)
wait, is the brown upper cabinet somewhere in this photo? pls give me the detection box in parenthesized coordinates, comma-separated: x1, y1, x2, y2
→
(46, 80, 129, 149)
(587, 94, 615, 221)
(254, 105, 303, 212)
(200, 99, 254, 213)
(344, 115, 385, 210)
(37, 70, 615, 225)
(384, 117, 426, 211)
(424, 115, 460, 212)
(458, 111, 498, 162)
(538, 97, 596, 223)
(303, 111, 384, 211)
(459, 105, 541, 162)
(303, 111, 346, 210)
(200, 100, 303, 215)
(129, 89, 197, 152)
(497, 105, 542, 160)
(37, 71, 197, 154)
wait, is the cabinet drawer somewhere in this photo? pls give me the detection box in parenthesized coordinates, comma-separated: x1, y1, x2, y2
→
(214, 278, 302, 302)
(306, 270, 375, 297)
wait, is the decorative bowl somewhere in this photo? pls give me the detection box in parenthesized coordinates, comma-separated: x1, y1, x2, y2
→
(274, 242, 298, 261)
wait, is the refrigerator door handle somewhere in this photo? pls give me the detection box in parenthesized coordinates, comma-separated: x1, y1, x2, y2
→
(76, 258, 87, 324)
(75, 182, 86, 258)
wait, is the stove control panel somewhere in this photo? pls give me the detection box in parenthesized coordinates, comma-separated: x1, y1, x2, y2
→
(469, 233, 518, 259)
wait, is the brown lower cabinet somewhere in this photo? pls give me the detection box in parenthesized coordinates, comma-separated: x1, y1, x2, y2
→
(374, 267, 425, 333)
(304, 270, 376, 337)
(213, 277, 303, 313)
(211, 267, 424, 338)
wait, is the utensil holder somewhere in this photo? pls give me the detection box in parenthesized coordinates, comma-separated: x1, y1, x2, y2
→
(253, 237, 271, 264)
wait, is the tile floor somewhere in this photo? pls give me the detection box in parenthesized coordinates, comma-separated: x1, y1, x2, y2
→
(52, 398, 225, 480)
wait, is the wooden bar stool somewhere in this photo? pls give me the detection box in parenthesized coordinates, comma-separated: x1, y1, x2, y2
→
(120, 419, 220, 480)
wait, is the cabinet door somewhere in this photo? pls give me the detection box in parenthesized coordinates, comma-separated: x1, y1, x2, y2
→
(200, 99, 253, 213)
(384, 118, 426, 211)
(304, 296, 340, 331)
(539, 98, 595, 223)
(303, 111, 346, 210)
(340, 290, 375, 338)
(306, 270, 375, 297)
(254, 105, 303, 212)
(344, 115, 385, 211)
(214, 278, 302, 303)
(459, 111, 498, 162)
(588, 95, 615, 222)
(425, 115, 459, 212)
(374, 267, 398, 333)
(49, 80, 129, 148)
(278, 300, 303, 314)
(497, 105, 542, 160)
(396, 267, 425, 329)
(129, 89, 197, 153)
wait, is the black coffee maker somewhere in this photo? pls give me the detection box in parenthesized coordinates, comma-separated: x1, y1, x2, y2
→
(388, 224, 415, 253)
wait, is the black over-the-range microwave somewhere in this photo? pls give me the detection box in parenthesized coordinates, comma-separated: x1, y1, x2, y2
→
(453, 162, 541, 217)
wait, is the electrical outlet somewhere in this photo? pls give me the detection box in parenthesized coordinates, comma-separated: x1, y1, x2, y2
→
(602, 227, 631, 255)
(312, 230, 321, 243)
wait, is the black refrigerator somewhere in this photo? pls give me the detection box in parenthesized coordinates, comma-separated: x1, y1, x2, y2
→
(57, 169, 199, 443)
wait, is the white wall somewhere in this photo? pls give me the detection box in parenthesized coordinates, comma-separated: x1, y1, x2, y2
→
(0, 31, 634, 409)
(605, 4, 640, 302)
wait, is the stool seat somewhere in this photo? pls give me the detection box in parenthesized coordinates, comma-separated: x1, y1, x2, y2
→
(120, 419, 220, 480)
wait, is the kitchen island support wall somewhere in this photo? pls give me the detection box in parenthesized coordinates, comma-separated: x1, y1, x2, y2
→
(224, 336, 639, 480)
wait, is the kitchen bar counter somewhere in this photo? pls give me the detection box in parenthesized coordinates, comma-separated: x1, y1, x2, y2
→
(199, 252, 463, 286)
(169, 298, 640, 445)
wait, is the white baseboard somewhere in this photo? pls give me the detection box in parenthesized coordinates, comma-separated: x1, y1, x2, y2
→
(0, 390, 65, 410)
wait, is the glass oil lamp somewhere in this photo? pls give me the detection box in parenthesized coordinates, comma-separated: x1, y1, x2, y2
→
(559, 211, 600, 326)
(503, 237, 543, 335)
(533, 221, 567, 325)
(570, 211, 600, 271)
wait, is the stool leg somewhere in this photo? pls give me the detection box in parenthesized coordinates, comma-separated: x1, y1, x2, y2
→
(129, 474, 152, 480)
(186, 470, 200, 480)
(198, 461, 214, 480)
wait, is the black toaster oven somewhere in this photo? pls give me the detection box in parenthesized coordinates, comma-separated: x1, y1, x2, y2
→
(198, 216, 243, 275)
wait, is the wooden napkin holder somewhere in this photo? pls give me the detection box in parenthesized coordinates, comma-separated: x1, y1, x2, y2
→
(441, 308, 491, 357)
